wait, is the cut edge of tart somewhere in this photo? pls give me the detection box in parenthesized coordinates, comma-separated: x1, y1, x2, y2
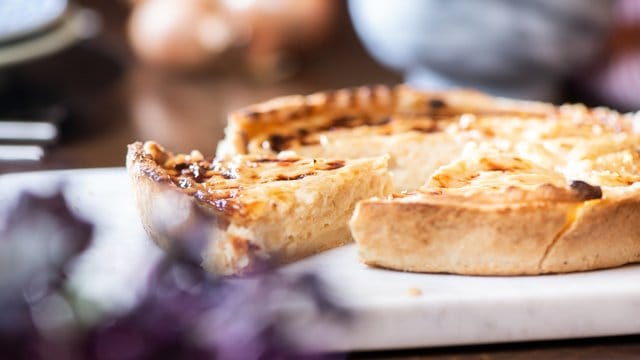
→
(126, 141, 393, 275)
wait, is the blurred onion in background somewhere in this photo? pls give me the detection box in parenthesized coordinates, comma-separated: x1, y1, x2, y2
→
(127, 0, 338, 80)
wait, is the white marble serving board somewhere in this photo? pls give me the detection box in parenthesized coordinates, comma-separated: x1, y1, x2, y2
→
(2, 168, 640, 352)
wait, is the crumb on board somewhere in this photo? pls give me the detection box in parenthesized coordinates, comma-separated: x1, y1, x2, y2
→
(407, 287, 423, 297)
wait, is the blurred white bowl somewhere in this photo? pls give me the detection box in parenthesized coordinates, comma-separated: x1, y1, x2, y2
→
(0, 0, 68, 44)
(349, 0, 615, 100)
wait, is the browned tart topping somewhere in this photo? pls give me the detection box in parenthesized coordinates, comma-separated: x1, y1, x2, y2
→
(142, 143, 348, 216)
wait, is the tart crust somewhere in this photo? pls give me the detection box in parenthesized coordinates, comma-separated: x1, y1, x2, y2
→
(349, 190, 640, 275)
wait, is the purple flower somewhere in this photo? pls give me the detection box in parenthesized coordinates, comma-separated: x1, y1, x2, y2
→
(0, 191, 347, 359)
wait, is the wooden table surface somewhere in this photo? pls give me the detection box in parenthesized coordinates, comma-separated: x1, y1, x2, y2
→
(2, 1, 640, 358)
(1, 0, 403, 174)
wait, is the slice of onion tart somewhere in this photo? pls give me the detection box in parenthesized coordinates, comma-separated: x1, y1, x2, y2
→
(127, 141, 392, 275)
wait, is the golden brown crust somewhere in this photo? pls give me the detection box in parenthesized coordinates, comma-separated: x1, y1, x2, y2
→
(349, 190, 640, 275)
(349, 198, 577, 275)
(541, 195, 640, 273)
(127, 142, 185, 253)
